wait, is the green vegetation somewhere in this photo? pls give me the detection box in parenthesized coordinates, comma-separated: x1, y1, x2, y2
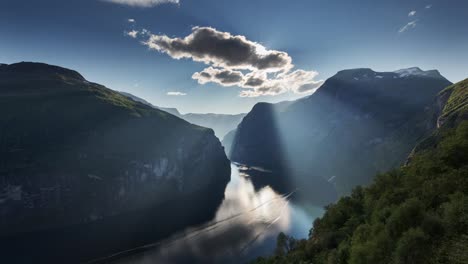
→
(440, 79, 468, 117)
(438, 79, 468, 130)
(254, 80, 468, 264)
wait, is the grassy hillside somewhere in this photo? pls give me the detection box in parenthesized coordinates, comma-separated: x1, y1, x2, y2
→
(254, 79, 468, 264)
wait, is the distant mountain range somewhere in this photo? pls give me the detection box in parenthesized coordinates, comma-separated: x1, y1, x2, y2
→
(253, 77, 468, 264)
(228, 67, 452, 195)
(0, 62, 230, 263)
(119, 92, 246, 139)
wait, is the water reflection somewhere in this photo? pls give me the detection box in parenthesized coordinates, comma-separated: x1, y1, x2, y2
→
(111, 164, 324, 264)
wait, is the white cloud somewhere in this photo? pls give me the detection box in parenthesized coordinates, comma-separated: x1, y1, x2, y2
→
(399, 20, 418, 33)
(136, 27, 323, 97)
(408, 11, 416, 17)
(128, 18, 135, 23)
(103, 0, 179, 7)
(425, 4, 432, 9)
(125, 30, 139, 38)
(191, 67, 324, 97)
(167, 91, 187, 96)
(238, 69, 324, 97)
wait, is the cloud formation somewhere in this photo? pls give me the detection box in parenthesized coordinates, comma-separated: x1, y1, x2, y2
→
(144, 27, 293, 73)
(103, 0, 179, 7)
(167, 91, 187, 96)
(139, 27, 323, 97)
(125, 30, 139, 38)
(399, 20, 418, 33)
(192, 67, 244, 86)
(399, 4, 433, 33)
(128, 18, 135, 23)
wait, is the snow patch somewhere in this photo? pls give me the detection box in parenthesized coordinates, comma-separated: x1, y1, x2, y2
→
(394, 67, 440, 78)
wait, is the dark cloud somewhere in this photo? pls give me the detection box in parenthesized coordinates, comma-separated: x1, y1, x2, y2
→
(215, 70, 244, 84)
(200, 71, 211, 78)
(193, 67, 245, 86)
(145, 27, 292, 72)
(244, 77, 265, 87)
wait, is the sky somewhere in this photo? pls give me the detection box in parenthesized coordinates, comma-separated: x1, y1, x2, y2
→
(1, 0, 467, 114)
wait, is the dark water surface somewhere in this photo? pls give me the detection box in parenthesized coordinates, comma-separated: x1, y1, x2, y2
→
(106, 164, 324, 264)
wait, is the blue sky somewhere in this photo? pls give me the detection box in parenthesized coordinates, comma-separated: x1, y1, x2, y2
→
(1, 0, 467, 114)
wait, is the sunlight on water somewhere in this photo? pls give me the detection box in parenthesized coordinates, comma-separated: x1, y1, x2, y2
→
(112, 164, 324, 264)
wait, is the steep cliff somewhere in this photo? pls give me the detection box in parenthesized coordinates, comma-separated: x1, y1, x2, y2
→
(0, 62, 230, 262)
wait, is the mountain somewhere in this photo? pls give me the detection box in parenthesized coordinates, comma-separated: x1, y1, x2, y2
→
(0, 62, 230, 263)
(118, 91, 182, 117)
(221, 100, 294, 154)
(230, 67, 452, 195)
(221, 129, 237, 158)
(119, 92, 246, 139)
(253, 78, 468, 264)
(183, 112, 246, 139)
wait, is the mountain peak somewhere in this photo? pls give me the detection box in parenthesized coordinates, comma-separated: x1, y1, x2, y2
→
(250, 102, 276, 112)
(0, 62, 86, 81)
(336, 68, 375, 76)
(330, 67, 446, 83)
(394, 67, 443, 79)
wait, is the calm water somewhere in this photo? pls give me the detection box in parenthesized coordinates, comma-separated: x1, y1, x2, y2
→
(109, 163, 324, 264)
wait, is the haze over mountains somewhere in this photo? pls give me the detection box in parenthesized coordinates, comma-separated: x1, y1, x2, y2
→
(119, 91, 246, 139)
(228, 67, 452, 195)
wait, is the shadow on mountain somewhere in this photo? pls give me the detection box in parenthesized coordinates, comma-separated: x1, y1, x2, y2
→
(230, 103, 337, 206)
(230, 68, 452, 196)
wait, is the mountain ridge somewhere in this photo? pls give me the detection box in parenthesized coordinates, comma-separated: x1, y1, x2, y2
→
(0, 62, 231, 263)
(229, 66, 452, 195)
(118, 91, 246, 139)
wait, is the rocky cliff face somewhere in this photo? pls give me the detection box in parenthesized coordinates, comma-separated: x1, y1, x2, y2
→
(230, 67, 452, 195)
(0, 62, 230, 236)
